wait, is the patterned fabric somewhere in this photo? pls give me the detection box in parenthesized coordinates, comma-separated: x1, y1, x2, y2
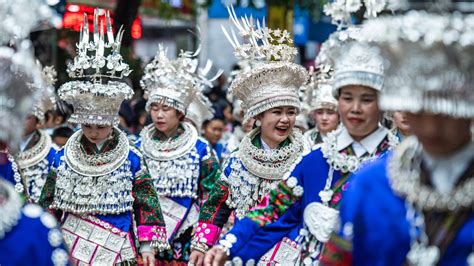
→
(198, 177, 231, 226)
(38, 168, 58, 215)
(133, 173, 166, 228)
(199, 154, 221, 196)
(156, 227, 193, 264)
(247, 181, 299, 227)
(195, 133, 292, 245)
(319, 234, 352, 266)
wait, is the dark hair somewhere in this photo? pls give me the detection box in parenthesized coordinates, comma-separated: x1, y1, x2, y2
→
(52, 126, 74, 139)
(202, 117, 225, 129)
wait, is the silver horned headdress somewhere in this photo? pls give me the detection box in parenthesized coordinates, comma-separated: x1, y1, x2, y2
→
(223, 6, 308, 124)
(363, 10, 474, 118)
(141, 44, 222, 114)
(58, 9, 134, 126)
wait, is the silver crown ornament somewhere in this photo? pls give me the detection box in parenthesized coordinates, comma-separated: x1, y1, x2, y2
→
(141, 40, 222, 114)
(222, 5, 308, 124)
(58, 9, 134, 126)
(363, 8, 474, 118)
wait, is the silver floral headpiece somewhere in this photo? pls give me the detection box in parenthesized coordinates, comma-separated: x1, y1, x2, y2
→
(186, 92, 214, 131)
(223, 5, 308, 123)
(30, 65, 57, 123)
(0, 0, 52, 45)
(323, 0, 399, 28)
(363, 10, 474, 118)
(141, 44, 222, 114)
(305, 65, 338, 113)
(58, 9, 134, 126)
(0, 43, 43, 152)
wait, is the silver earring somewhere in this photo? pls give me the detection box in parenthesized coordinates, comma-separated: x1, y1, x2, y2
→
(255, 120, 261, 127)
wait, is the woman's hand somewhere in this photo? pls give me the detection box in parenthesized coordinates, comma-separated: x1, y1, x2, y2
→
(188, 250, 206, 266)
(141, 251, 155, 266)
(204, 246, 228, 266)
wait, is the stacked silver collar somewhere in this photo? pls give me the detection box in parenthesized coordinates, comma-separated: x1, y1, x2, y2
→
(51, 158, 134, 215)
(140, 122, 201, 198)
(64, 128, 130, 177)
(17, 130, 52, 168)
(321, 128, 398, 173)
(388, 137, 473, 212)
(239, 128, 308, 180)
(140, 122, 197, 161)
(16, 130, 53, 203)
(226, 128, 309, 218)
(51, 129, 134, 215)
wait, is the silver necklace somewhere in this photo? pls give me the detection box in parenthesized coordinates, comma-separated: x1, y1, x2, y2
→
(388, 137, 474, 266)
(16, 130, 52, 169)
(6, 152, 24, 193)
(64, 127, 130, 177)
(140, 122, 197, 161)
(388, 137, 473, 212)
(321, 127, 399, 173)
(16, 130, 53, 203)
(405, 202, 440, 266)
(239, 128, 308, 180)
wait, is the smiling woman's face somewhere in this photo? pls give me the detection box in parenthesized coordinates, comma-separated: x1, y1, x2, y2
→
(258, 106, 297, 149)
(338, 85, 381, 141)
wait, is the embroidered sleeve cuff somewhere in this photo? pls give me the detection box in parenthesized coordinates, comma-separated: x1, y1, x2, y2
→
(194, 222, 222, 246)
(137, 225, 169, 252)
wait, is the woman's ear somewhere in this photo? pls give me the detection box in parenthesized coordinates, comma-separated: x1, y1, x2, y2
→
(178, 111, 185, 121)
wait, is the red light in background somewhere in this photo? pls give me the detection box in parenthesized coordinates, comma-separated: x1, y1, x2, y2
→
(63, 4, 142, 40)
(131, 17, 142, 39)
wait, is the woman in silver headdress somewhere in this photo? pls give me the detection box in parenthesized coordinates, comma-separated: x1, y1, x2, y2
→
(204, 27, 399, 265)
(137, 45, 222, 265)
(188, 8, 311, 266)
(323, 7, 474, 265)
(303, 65, 340, 146)
(12, 66, 58, 203)
(38, 10, 168, 265)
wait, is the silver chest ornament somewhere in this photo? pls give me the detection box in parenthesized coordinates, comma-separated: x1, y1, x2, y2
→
(225, 158, 280, 219)
(146, 149, 201, 198)
(16, 130, 53, 203)
(140, 122, 202, 198)
(51, 129, 135, 215)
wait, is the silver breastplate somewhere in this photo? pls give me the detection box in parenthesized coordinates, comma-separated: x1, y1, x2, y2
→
(52, 157, 134, 215)
(146, 148, 201, 199)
